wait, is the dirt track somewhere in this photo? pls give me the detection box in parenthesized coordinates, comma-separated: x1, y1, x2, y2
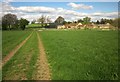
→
(2, 32, 33, 67)
(35, 32, 51, 80)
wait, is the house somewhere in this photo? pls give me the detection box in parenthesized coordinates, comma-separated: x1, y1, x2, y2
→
(57, 22, 115, 30)
(57, 23, 92, 29)
(57, 25, 66, 29)
(35, 22, 39, 24)
(76, 23, 85, 29)
(58, 23, 77, 29)
(64, 23, 84, 29)
(67, 23, 77, 29)
(91, 23, 98, 28)
(96, 23, 111, 30)
(84, 24, 94, 29)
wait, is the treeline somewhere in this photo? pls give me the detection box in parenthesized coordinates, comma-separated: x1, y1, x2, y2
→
(2, 13, 29, 30)
(1, 13, 120, 30)
(31, 16, 91, 25)
(39, 15, 119, 28)
(95, 18, 119, 28)
(63, 17, 119, 28)
(31, 16, 92, 28)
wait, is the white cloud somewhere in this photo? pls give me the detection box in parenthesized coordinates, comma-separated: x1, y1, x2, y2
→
(67, 2, 93, 10)
(16, 6, 56, 13)
(2, 2, 16, 12)
(1, 2, 117, 22)
(3, 0, 14, 3)
(91, 12, 118, 18)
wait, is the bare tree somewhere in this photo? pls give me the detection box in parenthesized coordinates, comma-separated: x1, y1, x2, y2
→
(37, 15, 46, 27)
(46, 16, 52, 23)
(31, 19, 36, 24)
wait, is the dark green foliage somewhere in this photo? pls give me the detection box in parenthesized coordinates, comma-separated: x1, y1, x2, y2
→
(96, 20, 100, 24)
(19, 18, 29, 30)
(111, 18, 120, 28)
(68, 21, 72, 24)
(11, 20, 19, 30)
(2, 13, 17, 30)
(2, 14, 29, 30)
(2, 22, 7, 30)
(47, 23, 58, 28)
(83, 17, 91, 24)
(100, 18, 106, 24)
(77, 19, 84, 23)
(31, 20, 36, 24)
(99, 18, 113, 24)
(99, 18, 120, 29)
(73, 21, 77, 23)
(63, 21, 67, 25)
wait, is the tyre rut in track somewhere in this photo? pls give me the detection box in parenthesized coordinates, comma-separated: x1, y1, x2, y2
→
(2, 32, 33, 67)
(35, 32, 51, 80)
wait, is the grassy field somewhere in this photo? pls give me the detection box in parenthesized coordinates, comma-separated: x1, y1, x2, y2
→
(2, 29, 119, 80)
(0, 30, 2, 81)
(2, 31, 31, 59)
(2, 32, 39, 80)
(27, 24, 42, 28)
(39, 30, 118, 80)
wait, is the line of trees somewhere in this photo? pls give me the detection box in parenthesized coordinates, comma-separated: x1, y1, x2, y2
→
(2, 13, 119, 30)
(96, 18, 113, 24)
(95, 18, 120, 28)
(58, 16, 119, 28)
(2, 13, 29, 30)
(60, 17, 91, 25)
(30, 15, 53, 28)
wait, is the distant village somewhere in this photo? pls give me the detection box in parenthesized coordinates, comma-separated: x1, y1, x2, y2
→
(57, 22, 115, 30)
(33, 16, 118, 30)
(2, 14, 119, 30)
(56, 16, 118, 30)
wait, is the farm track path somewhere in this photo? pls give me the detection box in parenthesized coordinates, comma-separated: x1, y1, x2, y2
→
(35, 32, 51, 80)
(2, 32, 33, 67)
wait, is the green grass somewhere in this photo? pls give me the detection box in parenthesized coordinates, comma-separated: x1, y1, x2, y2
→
(2, 32, 39, 80)
(0, 30, 2, 81)
(27, 23, 49, 28)
(2, 29, 119, 80)
(27, 24, 42, 28)
(39, 30, 118, 80)
(2, 31, 31, 59)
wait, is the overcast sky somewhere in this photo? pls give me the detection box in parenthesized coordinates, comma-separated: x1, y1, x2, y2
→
(1, 1, 118, 22)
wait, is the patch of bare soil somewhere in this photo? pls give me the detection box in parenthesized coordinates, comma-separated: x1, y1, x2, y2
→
(2, 32, 33, 67)
(3, 71, 27, 80)
(35, 32, 51, 80)
(3, 41, 34, 80)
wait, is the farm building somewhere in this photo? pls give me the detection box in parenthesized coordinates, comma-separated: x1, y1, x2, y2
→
(76, 23, 85, 29)
(57, 25, 66, 29)
(94, 23, 115, 30)
(98, 23, 111, 29)
(57, 23, 84, 29)
(35, 22, 39, 24)
(57, 22, 115, 30)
